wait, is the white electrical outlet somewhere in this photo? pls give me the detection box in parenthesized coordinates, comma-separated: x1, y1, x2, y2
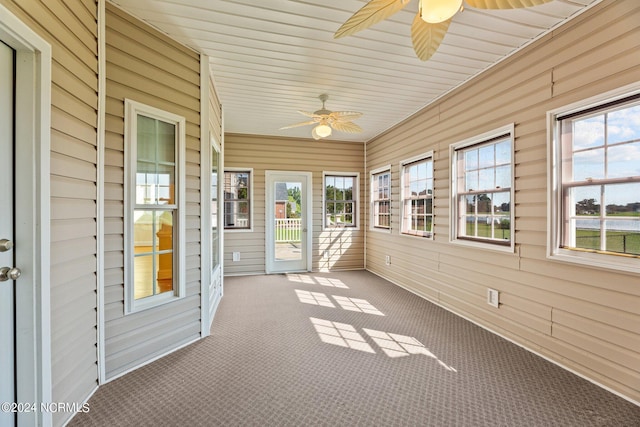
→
(385, 255, 391, 265)
(323, 250, 329, 259)
(487, 288, 499, 308)
(232, 252, 241, 262)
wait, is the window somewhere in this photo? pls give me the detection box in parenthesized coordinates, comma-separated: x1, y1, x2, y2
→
(371, 167, 391, 230)
(211, 141, 220, 270)
(125, 99, 186, 313)
(401, 155, 433, 237)
(324, 173, 358, 228)
(550, 89, 640, 272)
(451, 125, 514, 249)
(224, 169, 252, 230)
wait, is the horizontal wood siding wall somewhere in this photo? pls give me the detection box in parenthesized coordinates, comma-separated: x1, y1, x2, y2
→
(365, 0, 640, 403)
(0, 1, 99, 425)
(224, 134, 364, 275)
(103, 3, 202, 380)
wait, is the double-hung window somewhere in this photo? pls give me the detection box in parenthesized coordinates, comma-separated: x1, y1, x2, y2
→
(451, 125, 514, 249)
(125, 99, 186, 313)
(550, 89, 640, 272)
(371, 167, 391, 230)
(400, 155, 433, 237)
(224, 169, 252, 230)
(324, 173, 358, 228)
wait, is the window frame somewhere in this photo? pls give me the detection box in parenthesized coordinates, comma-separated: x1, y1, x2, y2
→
(450, 124, 515, 252)
(223, 168, 253, 232)
(400, 153, 434, 239)
(370, 165, 392, 232)
(548, 83, 640, 274)
(323, 171, 360, 230)
(124, 99, 186, 314)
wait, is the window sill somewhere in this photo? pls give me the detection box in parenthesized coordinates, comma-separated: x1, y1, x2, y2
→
(549, 248, 640, 275)
(450, 237, 514, 253)
(127, 291, 183, 315)
(401, 231, 433, 239)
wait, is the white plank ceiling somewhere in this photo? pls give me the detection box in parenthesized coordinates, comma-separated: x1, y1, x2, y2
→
(110, 0, 602, 142)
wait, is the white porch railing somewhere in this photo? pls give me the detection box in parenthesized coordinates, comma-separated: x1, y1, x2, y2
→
(275, 218, 301, 242)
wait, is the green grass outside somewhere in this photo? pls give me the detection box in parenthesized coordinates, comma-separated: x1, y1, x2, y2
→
(575, 229, 640, 255)
(275, 227, 300, 242)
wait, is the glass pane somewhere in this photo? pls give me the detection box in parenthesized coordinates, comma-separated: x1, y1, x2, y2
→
(495, 140, 511, 165)
(465, 217, 475, 237)
(604, 219, 640, 255)
(478, 144, 494, 168)
(573, 148, 604, 181)
(477, 194, 492, 214)
(478, 168, 494, 191)
(605, 183, 640, 216)
(607, 141, 640, 179)
(607, 104, 640, 145)
(573, 115, 604, 150)
(133, 210, 156, 250)
(417, 162, 427, 180)
(137, 115, 156, 161)
(211, 149, 219, 268)
(477, 217, 492, 238)
(465, 170, 478, 192)
(156, 120, 175, 164)
(275, 181, 302, 261)
(134, 254, 154, 299)
(133, 210, 174, 299)
(493, 192, 510, 215)
(495, 218, 510, 241)
(465, 149, 478, 171)
(495, 165, 510, 189)
(136, 115, 176, 206)
(571, 186, 600, 216)
(574, 219, 601, 251)
(466, 195, 475, 214)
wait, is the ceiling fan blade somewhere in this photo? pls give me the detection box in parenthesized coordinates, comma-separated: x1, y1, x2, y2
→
(297, 110, 321, 118)
(334, 0, 411, 39)
(330, 111, 363, 121)
(331, 121, 363, 134)
(411, 13, 450, 61)
(280, 120, 317, 130)
(465, 0, 553, 9)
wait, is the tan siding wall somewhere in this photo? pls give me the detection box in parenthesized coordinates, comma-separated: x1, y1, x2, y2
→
(103, 3, 202, 379)
(0, 0, 99, 425)
(224, 134, 364, 275)
(365, 0, 640, 402)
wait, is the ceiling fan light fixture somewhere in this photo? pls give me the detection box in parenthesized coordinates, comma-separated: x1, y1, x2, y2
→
(420, 0, 462, 24)
(314, 123, 332, 138)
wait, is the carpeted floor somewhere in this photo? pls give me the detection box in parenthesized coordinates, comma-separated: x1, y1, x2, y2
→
(69, 271, 640, 426)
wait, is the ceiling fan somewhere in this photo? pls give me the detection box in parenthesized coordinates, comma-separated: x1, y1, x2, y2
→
(280, 94, 363, 140)
(334, 0, 554, 61)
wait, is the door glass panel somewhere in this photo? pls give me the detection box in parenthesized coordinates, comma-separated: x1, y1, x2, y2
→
(211, 147, 220, 270)
(274, 181, 302, 261)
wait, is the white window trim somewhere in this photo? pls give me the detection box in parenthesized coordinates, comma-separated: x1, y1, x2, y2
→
(223, 167, 254, 232)
(323, 171, 360, 231)
(547, 82, 640, 275)
(449, 124, 515, 253)
(400, 152, 434, 239)
(370, 164, 392, 233)
(124, 99, 186, 314)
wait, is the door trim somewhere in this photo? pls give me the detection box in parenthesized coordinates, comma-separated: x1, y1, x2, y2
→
(265, 171, 312, 274)
(0, 5, 52, 426)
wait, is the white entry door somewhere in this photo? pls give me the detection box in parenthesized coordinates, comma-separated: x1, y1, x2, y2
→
(0, 40, 16, 427)
(266, 171, 312, 273)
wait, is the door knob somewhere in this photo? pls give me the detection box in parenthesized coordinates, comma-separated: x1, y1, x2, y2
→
(0, 266, 21, 282)
(0, 239, 13, 252)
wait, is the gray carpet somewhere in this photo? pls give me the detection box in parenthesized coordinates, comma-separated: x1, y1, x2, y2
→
(69, 271, 640, 426)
